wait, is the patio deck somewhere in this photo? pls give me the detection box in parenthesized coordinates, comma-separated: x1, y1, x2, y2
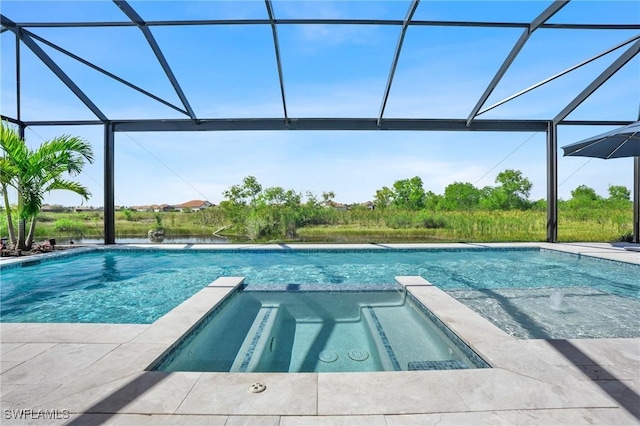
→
(1, 243, 638, 425)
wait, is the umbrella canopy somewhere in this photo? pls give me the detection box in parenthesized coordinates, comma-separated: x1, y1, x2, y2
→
(562, 121, 640, 159)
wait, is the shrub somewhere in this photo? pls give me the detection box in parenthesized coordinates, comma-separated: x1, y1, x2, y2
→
(385, 212, 414, 229)
(417, 212, 447, 229)
(618, 231, 634, 243)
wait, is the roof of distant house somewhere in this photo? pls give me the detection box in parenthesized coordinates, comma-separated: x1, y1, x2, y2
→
(176, 200, 212, 208)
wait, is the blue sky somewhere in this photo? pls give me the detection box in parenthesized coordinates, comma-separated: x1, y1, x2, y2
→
(1, 0, 639, 207)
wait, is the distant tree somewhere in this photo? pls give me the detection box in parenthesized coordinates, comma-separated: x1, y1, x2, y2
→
(479, 186, 507, 210)
(223, 184, 247, 206)
(571, 185, 600, 201)
(242, 176, 262, 204)
(569, 185, 602, 208)
(223, 175, 262, 206)
(607, 185, 631, 202)
(222, 176, 308, 240)
(321, 191, 336, 205)
(374, 186, 394, 209)
(259, 186, 301, 207)
(424, 190, 443, 210)
(493, 169, 532, 209)
(530, 198, 547, 211)
(304, 191, 322, 208)
(441, 182, 482, 210)
(392, 176, 426, 210)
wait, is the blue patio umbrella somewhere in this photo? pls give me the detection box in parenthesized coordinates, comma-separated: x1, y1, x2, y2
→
(562, 121, 640, 159)
(562, 121, 640, 244)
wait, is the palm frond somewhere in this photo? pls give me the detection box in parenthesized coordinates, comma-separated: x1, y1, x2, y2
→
(45, 179, 91, 201)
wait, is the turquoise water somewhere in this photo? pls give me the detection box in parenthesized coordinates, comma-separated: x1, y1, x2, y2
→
(153, 288, 487, 373)
(1, 248, 638, 327)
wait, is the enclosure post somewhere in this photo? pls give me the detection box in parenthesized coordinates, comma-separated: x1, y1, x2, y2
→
(104, 123, 115, 244)
(16, 33, 21, 122)
(634, 156, 639, 244)
(546, 121, 558, 243)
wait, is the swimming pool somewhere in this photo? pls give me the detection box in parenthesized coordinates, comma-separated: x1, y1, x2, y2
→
(1, 246, 638, 339)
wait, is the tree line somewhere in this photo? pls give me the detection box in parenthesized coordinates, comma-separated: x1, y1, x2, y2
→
(215, 172, 632, 241)
(372, 170, 631, 211)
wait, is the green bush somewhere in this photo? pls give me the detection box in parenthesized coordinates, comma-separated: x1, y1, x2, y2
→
(417, 212, 447, 229)
(385, 212, 415, 229)
(193, 207, 227, 227)
(618, 231, 634, 243)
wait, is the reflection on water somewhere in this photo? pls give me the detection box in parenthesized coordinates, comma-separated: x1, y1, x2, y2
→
(102, 254, 120, 282)
(65, 234, 445, 245)
(70, 235, 230, 244)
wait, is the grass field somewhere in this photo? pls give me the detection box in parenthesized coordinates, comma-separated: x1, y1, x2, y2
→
(2, 206, 632, 244)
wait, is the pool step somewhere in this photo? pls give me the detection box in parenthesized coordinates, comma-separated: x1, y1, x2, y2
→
(363, 304, 473, 372)
(230, 305, 279, 372)
(361, 306, 401, 371)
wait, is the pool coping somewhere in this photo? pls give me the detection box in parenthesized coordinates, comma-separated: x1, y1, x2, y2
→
(1, 242, 639, 424)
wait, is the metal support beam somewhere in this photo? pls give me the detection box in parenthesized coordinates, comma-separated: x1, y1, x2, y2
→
(104, 123, 115, 245)
(634, 156, 639, 244)
(264, 0, 289, 123)
(547, 121, 558, 243)
(9, 18, 640, 31)
(378, 0, 420, 126)
(466, 1, 569, 126)
(113, 1, 197, 121)
(15, 32, 20, 121)
(19, 119, 106, 126)
(554, 39, 640, 124)
(111, 117, 550, 133)
(25, 30, 189, 117)
(478, 34, 640, 117)
(14, 117, 629, 130)
(1, 14, 108, 122)
(0, 115, 24, 126)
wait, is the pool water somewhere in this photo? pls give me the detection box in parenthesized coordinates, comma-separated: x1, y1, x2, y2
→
(449, 286, 640, 339)
(1, 247, 638, 340)
(153, 287, 487, 373)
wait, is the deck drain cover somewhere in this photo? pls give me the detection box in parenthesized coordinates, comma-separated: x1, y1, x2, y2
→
(348, 349, 369, 361)
(318, 350, 338, 363)
(249, 382, 266, 393)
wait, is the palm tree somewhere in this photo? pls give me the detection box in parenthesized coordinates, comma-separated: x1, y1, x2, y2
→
(0, 121, 94, 250)
(0, 123, 22, 246)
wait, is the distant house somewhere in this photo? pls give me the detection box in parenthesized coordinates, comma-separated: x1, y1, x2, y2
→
(128, 204, 175, 212)
(74, 206, 98, 213)
(154, 204, 175, 212)
(175, 200, 213, 212)
(359, 201, 375, 210)
(41, 204, 67, 213)
(325, 200, 349, 211)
